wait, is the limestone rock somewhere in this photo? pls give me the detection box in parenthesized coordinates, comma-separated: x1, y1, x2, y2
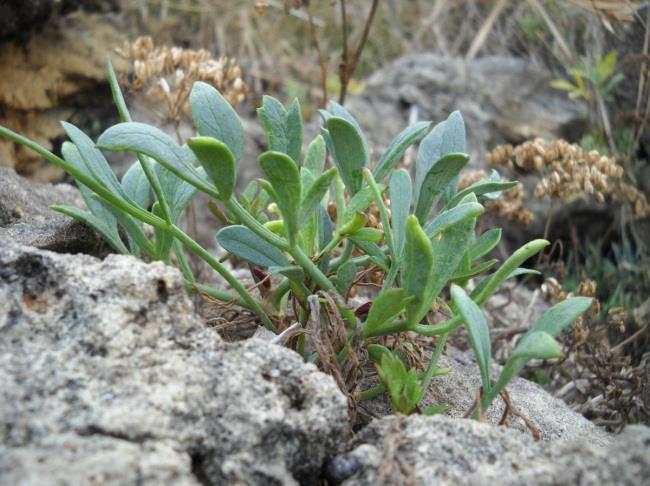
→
(0, 239, 348, 484)
(0, 167, 101, 253)
(346, 54, 588, 165)
(329, 415, 650, 485)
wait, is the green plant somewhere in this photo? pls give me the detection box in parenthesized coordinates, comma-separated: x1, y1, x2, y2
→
(0, 59, 591, 418)
(550, 50, 623, 102)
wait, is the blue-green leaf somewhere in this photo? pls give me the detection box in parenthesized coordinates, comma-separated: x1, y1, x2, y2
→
(258, 151, 302, 243)
(50, 205, 128, 254)
(121, 162, 151, 209)
(217, 225, 290, 268)
(448, 179, 518, 208)
(300, 167, 337, 224)
(424, 202, 484, 239)
(335, 260, 357, 296)
(189, 81, 243, 164)
(415, 152, 469, 222)
(303, 135, 327, 176)
(403, 215, 434, 325)
(363, 288, 411, 338)
(257, 96, 303, 164)
(374, 121, 430, 182)
(451, 284, 492, 391)
(327, 116, 369, 195)
(188, 136, 236, 200)
(62, 122, 127, 199)
(389, 169, 412, 260)
(469, 228, 502, 261)
(97, 122, 209, 192)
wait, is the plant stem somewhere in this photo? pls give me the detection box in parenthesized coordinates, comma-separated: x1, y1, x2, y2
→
(225, 197, 289, 250)
(169, 224, 276, 331)
(192, 282, 247, 308)
(106, 58, 174, 224)
(0, 126, 165, 228)
(291, 245, 334, 291)
(420, 332, 448, 392)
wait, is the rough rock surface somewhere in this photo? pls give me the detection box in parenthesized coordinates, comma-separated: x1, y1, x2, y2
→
(0, 238, 348, 485)
(0, 167, 102, 253)
(347, 54, 588, 164)
(358, 344, 609, 445)
(329, 415, 650, 485)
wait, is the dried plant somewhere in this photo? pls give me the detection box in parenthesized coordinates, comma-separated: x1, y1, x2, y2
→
(459, 170, 534, 225)
(116, 36, 246, 124)
(486, 138, 650, 219)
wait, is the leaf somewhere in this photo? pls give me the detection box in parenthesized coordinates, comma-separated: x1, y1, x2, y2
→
(550, 79, 577, 92)
(303, 135, 327, 176)
(525, 296, 593, 339)
(366, 343, 391, 364)
(335, 260, 357, 296)
(451, 259, 498, 281)
(389, 169, 412, 260)
(415, 152, 469, 222)
(414, 111, 466, 203)
(421, 405, 449, 415)
(217, 225, 290, 268)
(258, 151, 302, 243)
(326, 117, 368, 195)
(373, 121, 430, 182)
(363, 288, 411, 338)
(342, 183, 384, 224)
(447, 180, 518, 208)
(451, 284, 492, 391)
(471, 239, 549, 304)
(426, 194, 478, 305)
(153, 163, 198, 222)
(300, 167, 337, 224)
(50, 205, 128, 254)
(469, 229, 502, 261)
(257, 96, 303, 164)
(424, 202, 484, 238)
(97, 122, 208, 192)
(188, 136, 236, 200)
(323, 100, 368, 154)
(403, 215, 434, 325)
(349, 227, 383, 242)
(510, 331, 561, 361)
(121, 162, 151, 209)
(189, 81, 243, 164)
(62, 122, 128, 199)
(351, 239, 389, 271)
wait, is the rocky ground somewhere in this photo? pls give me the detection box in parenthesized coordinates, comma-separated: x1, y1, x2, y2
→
(1, 166, 649, 484)
(1, 4, 649, 483)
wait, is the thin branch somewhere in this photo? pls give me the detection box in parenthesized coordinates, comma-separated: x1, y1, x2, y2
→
(307, 3, 329, 107)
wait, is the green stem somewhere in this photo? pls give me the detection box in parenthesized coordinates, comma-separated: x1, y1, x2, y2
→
(105, 57, 173, 224)
(0, 126, 165, 228)
(174, 240, 195, 283)
(291, 245, 334, 291)
(420, 332, 448, 392)
(225, 197, 289, 250)
(328, 239, 354, 272)
(359, 383, 386, 401)
(169, 224, 276, 331)
(363, 168, 395, 257)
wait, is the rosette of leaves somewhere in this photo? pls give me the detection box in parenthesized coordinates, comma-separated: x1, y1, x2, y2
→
(0, 59, 591, 418)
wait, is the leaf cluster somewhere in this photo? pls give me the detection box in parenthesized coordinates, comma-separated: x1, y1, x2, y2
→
(0, 59, 592, 417)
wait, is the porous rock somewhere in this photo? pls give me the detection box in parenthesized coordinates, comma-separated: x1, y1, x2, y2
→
(329, 415, 650, 485)
(0, 238, 348, 485)
(0, 167, 101, 253)
(346, 54, 588, 164)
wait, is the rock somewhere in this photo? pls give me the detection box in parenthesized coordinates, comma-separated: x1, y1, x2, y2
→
(358, 343, 609, 445)
(347, 54, 588, 164)
(0, 239, 348, 484)
(329, 415, 650, 485)
(0, 167, 102, 253)
(0, 10, 126, 179)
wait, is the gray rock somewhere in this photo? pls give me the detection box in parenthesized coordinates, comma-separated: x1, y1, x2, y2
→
(331, 415, 650, 485)
(0, 167, 102, 253)
(346, 54, 588, 164)
(0, 238, 348, 485)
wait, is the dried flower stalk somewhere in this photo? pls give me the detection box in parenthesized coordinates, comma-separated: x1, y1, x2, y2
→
(116, 36, 246, 123)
